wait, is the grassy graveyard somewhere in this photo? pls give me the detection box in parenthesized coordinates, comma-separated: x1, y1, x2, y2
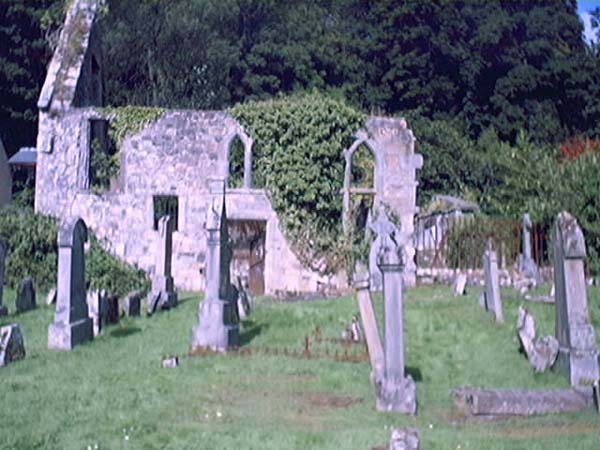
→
(1, 285, 600, 450)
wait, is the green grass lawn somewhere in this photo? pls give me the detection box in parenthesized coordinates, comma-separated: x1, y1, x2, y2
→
(1, 284, 600, 450)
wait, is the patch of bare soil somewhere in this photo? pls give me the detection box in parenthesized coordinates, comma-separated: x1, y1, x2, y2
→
(303, 392, 363, 409)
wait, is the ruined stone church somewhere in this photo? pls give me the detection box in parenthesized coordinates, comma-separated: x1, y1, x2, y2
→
(34, 0, 422, 295)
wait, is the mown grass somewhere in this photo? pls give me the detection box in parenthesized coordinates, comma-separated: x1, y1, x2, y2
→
(1, 284, 600, 449)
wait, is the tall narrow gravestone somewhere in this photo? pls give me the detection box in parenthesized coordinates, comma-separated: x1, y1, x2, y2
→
(0, 240, 7, 316)
(48, 217, 93, 350)
(518, 213, 540, 283)
(147, 215, 177, 313)
(190, 179, 240, 352)
(482, 241, 503, 323)
(371, 211, 416, 414)
(553, 212, 600, 386)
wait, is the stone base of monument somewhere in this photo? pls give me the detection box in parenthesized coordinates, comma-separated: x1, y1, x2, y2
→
(190, 298, 239, 352)
(147, 290, 178, 314)
(375, 375, 417, 414)
(48, 317, 93, 350)
(0, 305, 7, 317)
(517, 255, 542, 284)
(0, 323, 26, 367)
(557, 346, 600, 387)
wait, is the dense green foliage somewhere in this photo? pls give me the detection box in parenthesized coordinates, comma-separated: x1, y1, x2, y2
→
(0, 204, 148, 296)
(2, 286, 600, 449)
(230, 93, 366, 273)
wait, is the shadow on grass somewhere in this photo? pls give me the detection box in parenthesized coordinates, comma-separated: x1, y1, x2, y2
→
(406, 366, 423, 382)
(240, 319, 267, 346)
(109, 325, 142, 338)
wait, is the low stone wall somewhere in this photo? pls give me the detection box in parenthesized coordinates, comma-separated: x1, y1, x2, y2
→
(417, 266, 553, 289)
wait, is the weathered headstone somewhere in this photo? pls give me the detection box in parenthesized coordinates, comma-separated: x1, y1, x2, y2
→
(518, 213, 541, 283)
(106, 294, 119, 324)
(46, 287, 57, 305)
(15, 277, 36, 313)
(48, 217, 93, 350)
(120, 290, 142, 317)
(86, 289, 107, 336)
(353, 264, 384, 379)
(0, 240, 7, 316)
(453, 273, 467, 296)
(371, 210, 416, 414)
(482, 242, 503, 323)
(190, 179, 240, 352)
(553, 211, 600, 386)
(235, 276, 252, 319)
(147, 215, 177, 313)
(389, 427, 419, 450)
(517, 305, 558, 372)
(0, 323, 25, 367)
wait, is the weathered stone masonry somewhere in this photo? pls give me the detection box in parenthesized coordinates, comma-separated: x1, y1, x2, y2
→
(34, 0, 422, 293)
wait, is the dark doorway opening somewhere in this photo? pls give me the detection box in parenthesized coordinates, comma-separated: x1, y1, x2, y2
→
(228, 220, 266, 296)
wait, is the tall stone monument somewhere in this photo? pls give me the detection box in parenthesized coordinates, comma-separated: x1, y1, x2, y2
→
(371, 210, 416, 414)
(48, 217, 93, 350)
(0, 240, 7, 316)
(147, 215, 178, 313)
(482, 240, 503, 323)
(553, 211, 600, 386)
(518, 213, 541, 283)
(190, 179, 240, 352)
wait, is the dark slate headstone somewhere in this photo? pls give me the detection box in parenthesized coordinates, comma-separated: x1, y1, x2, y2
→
(120, 291, 141, 317)
(106, 294, 119, 324)
(15, 277, 36, 313)
(48, 217, 93, 350)
(0, 323, 25, 367)
(86, 289, 107, 336)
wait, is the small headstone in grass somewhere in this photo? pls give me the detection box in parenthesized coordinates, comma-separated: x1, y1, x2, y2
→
(0, 323, 25, 367)
(120, 291, 141, 317)
(162, 356, 179, 368)
(87, 289, 108, 337)
(482, 242, 503, 323)
(48, 217, 93, 350)
(453, 273, 467, 296)
(0, 239, 7, 316)
(46, 287, 57, 305)
(553, 211, 600, 386)
(516, 305, 558, 372)
(15, 277, 36, 313)
(350, 315, 363, 342)
(389, 427, 419, 450)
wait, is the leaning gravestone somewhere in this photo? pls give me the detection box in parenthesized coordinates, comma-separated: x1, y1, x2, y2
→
(0, 323, 25, 367)
(190, 179, 240, 352)
(553, 211, 600, 386)
(147, 215, 177, 313)
(517, 305, 558, 372)
(0, 240, 7, 316)
(15, 277, 36, 313)
(482, 241, 503, 323)
(371, 210, 416, 414)
(48, 217, 93, 350)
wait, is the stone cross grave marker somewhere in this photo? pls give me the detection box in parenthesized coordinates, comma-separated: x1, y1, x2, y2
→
(0, 240, 7, 316)
(553, 211, 600, 386)
(147, 215, 177, 313)
(482, 240, 503, 323)
(190, 179, 240, 352)
(48, 217, 93, 350)
(370, 210, 416, 414)
(15, 277, 36, 313)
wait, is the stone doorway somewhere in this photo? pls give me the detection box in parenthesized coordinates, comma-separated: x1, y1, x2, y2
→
(228, 220, 266, 295)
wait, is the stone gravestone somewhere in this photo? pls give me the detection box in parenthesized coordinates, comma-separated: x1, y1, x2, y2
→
(553, 211, 600, 386)
(0, 240, 7, 316)
(48, 217, 93, 350)
(353, 262, 384, 379)
(15, 277, 36, 313)
(389, 427, 420, 450)
(86, 289, 107, 337)
(517, 305, 558, 372)
(482, 241, 503, 323)
(190, 179, 240, 352)
(147, 215, 178, 313)
(371, 210, 416, 414)
(121, 290, 142, 317)
(0, 323, 25, 367)
(453, 273, 467, 296)
(518, 213, 541, 283)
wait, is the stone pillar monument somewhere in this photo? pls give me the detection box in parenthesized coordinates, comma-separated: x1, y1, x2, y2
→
(553, 211, 600, 386)
(190, 179, 240, 352)
(518, 213, 540, 282)
(371, 211, 416, 414)
(48, 217, 93, 350)
(0, 240, 7, 316)
(482, 240, 503, 323)
(147, 215, 177, 313)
